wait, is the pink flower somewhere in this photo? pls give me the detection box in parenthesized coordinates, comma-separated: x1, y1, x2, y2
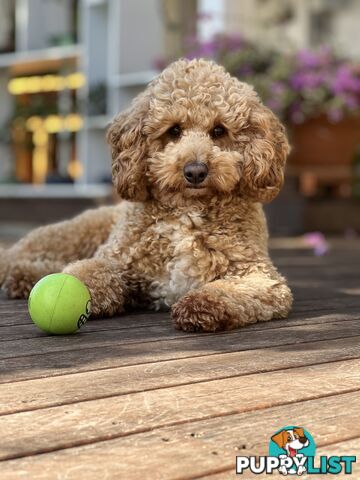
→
(303, 232, 329, 256)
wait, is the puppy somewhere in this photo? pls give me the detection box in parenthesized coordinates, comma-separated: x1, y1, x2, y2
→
(0, 58, 292, 332)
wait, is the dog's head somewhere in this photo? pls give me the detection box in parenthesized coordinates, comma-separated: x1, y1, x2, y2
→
(107, 58, 289, 207)
(271, 428, 310, 457)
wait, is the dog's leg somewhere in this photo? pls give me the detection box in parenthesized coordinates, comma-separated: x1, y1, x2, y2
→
(1, 206, 119, 298)
(172, 272, 292, 332)
(2, 260, 68, 299)
(63, 257, 127, 317)
(0, 247, 9, 286)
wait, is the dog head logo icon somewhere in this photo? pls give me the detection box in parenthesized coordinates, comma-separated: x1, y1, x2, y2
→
(269, 426, 316, 475)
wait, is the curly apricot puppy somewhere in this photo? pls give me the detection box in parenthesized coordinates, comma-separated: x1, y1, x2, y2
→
(0, 59, 292, 332)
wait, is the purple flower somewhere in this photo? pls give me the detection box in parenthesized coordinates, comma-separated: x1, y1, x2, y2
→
(331, 64, 360, 94)
(186, 43, 217, 60)
(290, 71, 325, 90)
(270, 82, 286, 95)
(297, 50, 320, 68)
(196, 40, 218, 57)
(314, 243, 329, 256)
(296, 46, 332, 69)
(342, 92, 359, 110)
(224, 33, 245, 51)
(266, 98, 281, 112)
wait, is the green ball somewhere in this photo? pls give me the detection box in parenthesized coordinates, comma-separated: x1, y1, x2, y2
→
(28, 273, 91, 335)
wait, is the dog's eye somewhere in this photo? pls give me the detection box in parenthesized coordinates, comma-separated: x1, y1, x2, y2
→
(212, 125, 226, 138)
(168, 124, 182, 138)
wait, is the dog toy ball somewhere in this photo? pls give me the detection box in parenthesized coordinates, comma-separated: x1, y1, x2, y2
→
(28, 273, 91, 335)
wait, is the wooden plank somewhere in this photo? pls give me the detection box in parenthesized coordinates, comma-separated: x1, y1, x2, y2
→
(1, 316, 359, 362)
(0, 298, 169, 328)
(277, 260, 360, 271)
(287, 267, 360, 276)
(0, 299, 169, 328)
(0, 314, 169, 339)
(1, 335, 359, 415)
(0, 391, 358, 479)
(292, 292, 360, 303)
(0, 358, 359, 461)
(0, 297, 27, 307)
(0, 305, 29, 313)
(293, 303, 360, 315)
(282, 270, 360, 279)
(0, 319, 359, 383)
(293, 301, 360, 313)
(0, 309, 358, 341)
(0, 323, 193, 359)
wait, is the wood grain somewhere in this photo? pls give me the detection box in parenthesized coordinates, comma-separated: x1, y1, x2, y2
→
(0, 358, 359, 460)
(0, 335, 359, 415)
(0, 319, 359, 383)
(0, 392, 358, 479)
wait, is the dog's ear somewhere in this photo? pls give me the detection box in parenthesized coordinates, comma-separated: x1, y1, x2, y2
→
(239, 101, 290, 203)
(107, 90, 151, 201)
(294, 427, 306, 438)
(271, 430, 287, 449)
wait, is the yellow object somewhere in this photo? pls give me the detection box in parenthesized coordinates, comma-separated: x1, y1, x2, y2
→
(44, 115, 64, 134)
(68, 159, 84, 179)
(64, 114, 83, 132)
(8, 73, 86, 95)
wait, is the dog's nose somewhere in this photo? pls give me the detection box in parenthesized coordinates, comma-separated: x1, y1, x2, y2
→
(183, 162, 208, 185)
(299, 437, 308, 445)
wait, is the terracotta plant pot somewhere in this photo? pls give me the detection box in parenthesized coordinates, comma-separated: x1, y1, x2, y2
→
(288, 115, 360, 166)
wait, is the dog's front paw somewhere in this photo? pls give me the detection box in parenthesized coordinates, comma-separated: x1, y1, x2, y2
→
(171, 290, 230, 332)
(2, 263, 37, 299)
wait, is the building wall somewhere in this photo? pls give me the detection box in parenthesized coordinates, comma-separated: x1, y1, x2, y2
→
(222, 0, 360, 58)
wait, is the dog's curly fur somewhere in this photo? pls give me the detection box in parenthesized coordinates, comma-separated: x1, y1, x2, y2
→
(0, 59, 292, 332)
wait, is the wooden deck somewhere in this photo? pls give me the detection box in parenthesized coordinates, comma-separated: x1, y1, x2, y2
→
(0, 239, 359, 479)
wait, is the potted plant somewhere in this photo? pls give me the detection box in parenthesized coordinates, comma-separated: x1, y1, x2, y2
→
(258, 46, 360, 170)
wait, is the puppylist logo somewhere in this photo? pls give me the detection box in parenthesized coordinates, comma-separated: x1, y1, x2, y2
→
(236, 426, 356, 476)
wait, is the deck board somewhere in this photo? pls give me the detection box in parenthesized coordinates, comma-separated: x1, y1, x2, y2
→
(0, 319, 358, 385)
(1, 358, 359, 461)
(1, 335, 359, 415)
(0, 240, 359, 479)
(0, 393, 359, 479)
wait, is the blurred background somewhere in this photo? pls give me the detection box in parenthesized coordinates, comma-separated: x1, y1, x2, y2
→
(0, 0, 359, 245)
